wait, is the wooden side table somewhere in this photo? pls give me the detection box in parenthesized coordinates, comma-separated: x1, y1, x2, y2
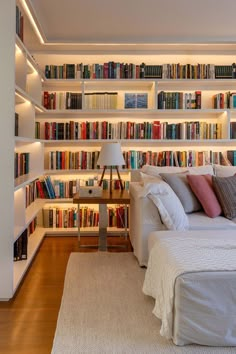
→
(73, 189, 130, 251)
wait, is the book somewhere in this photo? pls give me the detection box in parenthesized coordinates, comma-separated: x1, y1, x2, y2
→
(230, 93, 236, 108)
(124, 93, 148, 109)
(124, 93, 136, 108)
(230, 122, 236, 139)
(137, 93, 148, 108)
(15, 112, 19, 136)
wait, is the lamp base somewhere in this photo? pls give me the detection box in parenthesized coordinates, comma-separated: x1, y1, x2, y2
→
(99, 166, 124, 194)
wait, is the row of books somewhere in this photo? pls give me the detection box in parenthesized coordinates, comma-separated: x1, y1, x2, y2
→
(123, 150, 236, 168)
(16, 5, 24, 42)
(15, 152, 30, 179)
(36, 176, 129, 199)
(129, 150, 236, 168)
(84, 92, 118, 110)
(44, 63, 235, 80)
(43, 205, 129, 228)
(14, 218, 37, 262)
(36, 175, 56, 199)
(25, 181, 38, 208)
(36, 177, 77, 199)
(42, 92, 236, 112)
(45, 63, 151, 79)
(42, 91, 149, 110)
(160, 122, 222, 140)
(212, 91, 236, 109)
(42, 120, 223, 141)
(43, 91, 82, 110)
(157, 91, 236, 110)
(157, 91, 202, 109)
(46, 149, 236, 170)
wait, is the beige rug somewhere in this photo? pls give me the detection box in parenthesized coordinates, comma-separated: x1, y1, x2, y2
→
(51, 252, 235, 354)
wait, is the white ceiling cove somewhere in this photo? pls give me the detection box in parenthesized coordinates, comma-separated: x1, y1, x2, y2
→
(29, 0, 236, 44)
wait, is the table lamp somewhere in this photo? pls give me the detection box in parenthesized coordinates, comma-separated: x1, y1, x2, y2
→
(97, 142, 125, 194)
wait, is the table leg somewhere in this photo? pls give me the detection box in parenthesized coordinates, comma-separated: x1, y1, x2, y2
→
(124, 204, 128, 240)
(99, 204, 108, 251)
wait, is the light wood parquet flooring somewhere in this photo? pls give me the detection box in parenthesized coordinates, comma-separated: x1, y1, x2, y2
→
(0, 236, 132, 354)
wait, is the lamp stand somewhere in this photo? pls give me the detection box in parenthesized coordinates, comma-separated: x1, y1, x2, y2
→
(99, 165, 124, 194)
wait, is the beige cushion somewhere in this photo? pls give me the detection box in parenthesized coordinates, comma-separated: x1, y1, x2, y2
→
(141, 164, 214, 177)
(214, 164, 236, 177)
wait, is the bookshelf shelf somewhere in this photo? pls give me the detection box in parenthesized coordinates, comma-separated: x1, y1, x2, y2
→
(44, 198, 73, 203)
(15, 35, 45, 78)
(42, 138, 235, 146)
(44, 226, 129, 236)
(15, 85, 46, 112)
(15, 136, 43, 144)
(14, 173, 42, 191)
(158, 78, 236, 90)
(44, 78, 155, 89)
(14, 200, 44, 242)
(37, 108, 227, 117)
(25, 199, 45, 227)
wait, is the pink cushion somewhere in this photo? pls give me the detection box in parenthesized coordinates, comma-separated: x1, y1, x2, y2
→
(186, 174, 222, 218)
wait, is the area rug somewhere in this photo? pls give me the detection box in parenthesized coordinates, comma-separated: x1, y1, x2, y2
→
(51, 252, 235, 354)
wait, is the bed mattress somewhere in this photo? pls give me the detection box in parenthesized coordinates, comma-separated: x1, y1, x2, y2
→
(145, 230, 236, 346)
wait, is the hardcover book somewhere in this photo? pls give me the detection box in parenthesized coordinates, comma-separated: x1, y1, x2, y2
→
(124, 93, 148, 109)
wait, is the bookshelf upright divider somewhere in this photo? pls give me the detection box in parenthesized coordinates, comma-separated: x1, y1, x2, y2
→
(12, 1, 46, 298)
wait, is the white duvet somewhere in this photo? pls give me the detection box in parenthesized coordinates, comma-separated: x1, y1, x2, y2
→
(142, 231, 236, 340)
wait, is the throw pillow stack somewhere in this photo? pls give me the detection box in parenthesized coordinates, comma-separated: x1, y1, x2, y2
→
(141, 164, 236, 221)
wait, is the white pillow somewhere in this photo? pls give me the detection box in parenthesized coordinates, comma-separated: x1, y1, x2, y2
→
(140, 171, 162, 185)
(141, 164, 214, 177)
(214, 164, 236, 177)
(146, 181, 189, 231)
(142, 165, 186, 177)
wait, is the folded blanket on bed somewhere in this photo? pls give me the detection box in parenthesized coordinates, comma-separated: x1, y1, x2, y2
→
(142, 231, 236, 340)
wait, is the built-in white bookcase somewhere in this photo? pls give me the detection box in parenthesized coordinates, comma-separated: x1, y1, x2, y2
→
(2, 0, 236, 299)
(9, 1, 46, 299)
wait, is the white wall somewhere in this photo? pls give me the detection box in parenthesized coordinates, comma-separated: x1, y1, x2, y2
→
(0, 0, 15, 299)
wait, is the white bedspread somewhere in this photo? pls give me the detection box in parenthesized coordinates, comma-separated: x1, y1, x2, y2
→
(142, 231, 236, 340)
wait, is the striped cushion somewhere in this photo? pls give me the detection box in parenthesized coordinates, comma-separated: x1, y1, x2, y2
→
(212, 175, 236, 220)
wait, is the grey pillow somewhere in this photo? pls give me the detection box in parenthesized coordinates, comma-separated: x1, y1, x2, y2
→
(212, 175, 236, 220)
(159, 173, 202, 213)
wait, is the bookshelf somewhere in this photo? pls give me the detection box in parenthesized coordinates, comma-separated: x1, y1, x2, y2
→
(1, 1, 236, 300)
(34, 59, 236, 243)
(0, 1, 47, 300)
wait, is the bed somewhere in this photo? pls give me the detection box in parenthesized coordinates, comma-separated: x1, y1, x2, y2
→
(143, 230, 236, 346)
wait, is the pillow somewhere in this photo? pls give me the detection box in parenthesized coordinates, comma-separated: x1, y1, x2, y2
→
(146, 181, 189, 231)
(141, 165, 187, 177)
(159, 173, 202, 213)
(140, 171, 162, 185)
(141, 164, 214, 177)
(212, 175, 236, 220)
(186, 174, 222, 218)
(214, 164, 236, 177)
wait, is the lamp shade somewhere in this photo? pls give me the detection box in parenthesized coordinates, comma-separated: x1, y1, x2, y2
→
(97, 142, 125, 166)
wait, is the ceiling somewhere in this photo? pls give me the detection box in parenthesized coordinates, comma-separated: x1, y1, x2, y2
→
(24, 0, 236, 53)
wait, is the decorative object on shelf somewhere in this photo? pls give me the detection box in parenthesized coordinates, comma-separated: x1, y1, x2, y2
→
(97, 142, 125, 194)
(79, 186, 103, 198)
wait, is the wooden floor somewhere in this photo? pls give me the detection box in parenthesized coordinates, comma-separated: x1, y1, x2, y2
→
(0, 236, 133, 354)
